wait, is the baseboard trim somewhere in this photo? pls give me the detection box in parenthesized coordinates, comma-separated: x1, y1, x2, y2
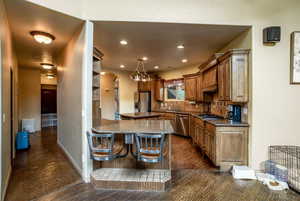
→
(57, 141, 82, 178)
(2, 165, 12, 201)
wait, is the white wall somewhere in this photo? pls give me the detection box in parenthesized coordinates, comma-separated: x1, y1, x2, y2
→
(56, 21, 93, 181)
(29, 0, 300, 170)
(19, 68, 41, 131)
(0, 0, 18, 200)
(102, 68, 137, 114)
(56, 23, 85, 174)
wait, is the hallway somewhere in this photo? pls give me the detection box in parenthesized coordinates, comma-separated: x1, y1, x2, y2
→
(5, 127, 81, 201)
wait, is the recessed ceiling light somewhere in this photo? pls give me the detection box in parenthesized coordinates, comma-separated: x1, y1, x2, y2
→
(142, 57, 148, 61)
(101, 72, 106, 75)
(182, 59, 188, 63)
(30, 31, 55, 44)
(120, 65, 125, 68)
(120, 40, 128, 45)
(177, 44, 184, 49)
(40, 63, 54, 70)
(154, 66, 159, 69)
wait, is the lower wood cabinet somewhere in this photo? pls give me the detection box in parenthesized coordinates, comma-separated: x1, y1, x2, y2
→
(190, 116, 248, 171)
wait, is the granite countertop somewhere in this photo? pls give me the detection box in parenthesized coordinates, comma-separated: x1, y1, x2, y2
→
(190, 113, 249, 127)
(152, 109, 194, 115)
(93, 119, 174, 134)
(120, 112, 161, 119)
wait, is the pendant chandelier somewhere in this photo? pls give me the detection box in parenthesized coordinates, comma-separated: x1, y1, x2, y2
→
(130, 59, 151, 82)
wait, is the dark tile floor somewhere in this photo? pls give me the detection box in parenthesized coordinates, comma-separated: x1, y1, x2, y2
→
(4, 127, 81, 201)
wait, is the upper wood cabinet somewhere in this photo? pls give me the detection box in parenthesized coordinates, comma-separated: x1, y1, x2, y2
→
(196, 74, 204, 102)
(202, 66, 218, 92)
(138, 81, 151, 92)
(184, 76, 197, 101)
(218, 49, 249, 103)
(154, 79, 164, 102)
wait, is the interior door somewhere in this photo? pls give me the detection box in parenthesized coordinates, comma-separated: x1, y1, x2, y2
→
(41, 88, 57, 114)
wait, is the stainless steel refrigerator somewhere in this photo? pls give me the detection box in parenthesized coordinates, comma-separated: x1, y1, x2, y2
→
(134, 92, 151, 112)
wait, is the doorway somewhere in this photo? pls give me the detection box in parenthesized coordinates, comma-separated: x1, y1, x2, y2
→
(41, 85, 57, 128)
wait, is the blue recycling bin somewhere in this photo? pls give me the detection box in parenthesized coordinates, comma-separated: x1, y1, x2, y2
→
(16, 131, 30, 150)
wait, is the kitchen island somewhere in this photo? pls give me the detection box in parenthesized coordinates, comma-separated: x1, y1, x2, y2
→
(120, 112, 161, 120)
(91, 119, 174, 191)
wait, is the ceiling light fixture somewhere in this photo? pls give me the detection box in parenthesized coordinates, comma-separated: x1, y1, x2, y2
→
(40, 63, 54, 70)
(120, 40, 128, 45)
(120, 64, 125, 68)
(30, 31, 55, 44)
(154, 66, 159, 69)
(142, 56, 148, 61)
(182, 59, 188, 63)
(130, 59, 151, 82)
(177, 44, 184, 49)
(47, 74, 55, 79)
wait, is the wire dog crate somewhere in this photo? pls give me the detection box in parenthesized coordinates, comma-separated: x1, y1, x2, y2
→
(268, 146, 300, 192)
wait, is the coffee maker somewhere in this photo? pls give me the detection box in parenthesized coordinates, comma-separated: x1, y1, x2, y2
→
(228, 105, 242, 122)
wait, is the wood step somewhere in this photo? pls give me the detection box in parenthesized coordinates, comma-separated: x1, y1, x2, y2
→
(91, 168, 171, 192)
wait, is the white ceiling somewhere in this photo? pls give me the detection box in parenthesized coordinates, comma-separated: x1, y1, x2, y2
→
(93, 21, 249, 72)
(5, 0, 83, 69)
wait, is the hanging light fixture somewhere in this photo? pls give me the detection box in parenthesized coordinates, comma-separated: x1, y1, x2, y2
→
(30, 31, 55, 44)
(130, 59, 151, 82)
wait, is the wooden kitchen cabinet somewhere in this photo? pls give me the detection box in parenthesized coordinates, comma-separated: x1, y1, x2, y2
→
(218, 49, 249, 103)
(154, 79, 164, 101)
(215, 126, 248, 170)
(184, 76, 197, 101)
(138, 81, 151, 91)
(202, 66, 218, 92)
(191, 117, 248, 170)
(196, 75, 204, 102)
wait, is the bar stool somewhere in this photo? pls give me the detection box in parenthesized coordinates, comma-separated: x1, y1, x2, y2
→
(87, 129, 125, 161)
(134, 133, 166, 163)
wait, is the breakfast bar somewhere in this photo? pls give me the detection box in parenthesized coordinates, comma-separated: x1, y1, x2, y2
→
(90, 119, 174, 191)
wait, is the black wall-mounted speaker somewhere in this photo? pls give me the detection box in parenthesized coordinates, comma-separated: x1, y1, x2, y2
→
(263, 26, 281, 43)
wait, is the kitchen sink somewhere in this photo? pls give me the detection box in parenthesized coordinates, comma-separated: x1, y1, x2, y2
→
(198, 114, 222, 120)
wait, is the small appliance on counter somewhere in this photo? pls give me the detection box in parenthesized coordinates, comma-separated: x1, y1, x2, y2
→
(228, 105, 242, 122)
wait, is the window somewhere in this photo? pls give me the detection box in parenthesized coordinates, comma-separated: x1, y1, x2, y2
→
(164, 79, 185, 101)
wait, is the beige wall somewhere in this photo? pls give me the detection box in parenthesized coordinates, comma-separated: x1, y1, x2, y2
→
(102, 68, 137, 114)
(56, 24, 86, 174)
(29, 0, 300, 170)
(0, 0, 19, 200)
(158, 64, 199, 80)
(100, 73, 117, 120)
(19, 68, 41, 131)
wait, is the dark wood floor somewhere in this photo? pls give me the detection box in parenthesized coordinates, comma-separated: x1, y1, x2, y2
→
(5, 129, 300, 201)
(35, 170, 300, 201)
(171, 135, 216, 170)
(5, 127, 81, 201)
